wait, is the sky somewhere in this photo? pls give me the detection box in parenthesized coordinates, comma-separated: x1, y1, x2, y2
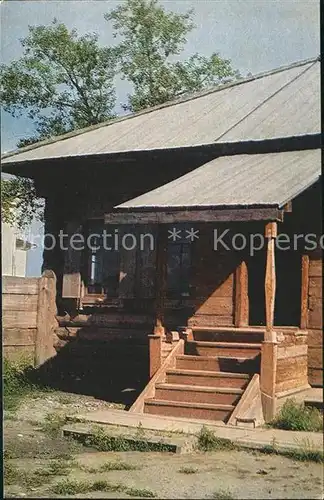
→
(0, 0, 320, 276)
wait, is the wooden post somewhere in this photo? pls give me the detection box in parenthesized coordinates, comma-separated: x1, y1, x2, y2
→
(264, 222, 277, 342)
(235, 260, 249, 327)
(148, 334, 162, 378)
(35, 270, 58, 367)
(261, 222, 278, 422)
(300, 254, 309, 329)
(154, 225, 168, 335)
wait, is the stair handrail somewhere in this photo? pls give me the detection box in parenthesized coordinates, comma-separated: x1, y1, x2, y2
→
(129, 339, 184, 414)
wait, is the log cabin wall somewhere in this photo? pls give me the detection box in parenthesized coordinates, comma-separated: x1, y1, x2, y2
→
(275, 329, 309, 394)
(283, 181, 322, 388)
(307, 255, 323, 387)
(187, 223, 237, 327)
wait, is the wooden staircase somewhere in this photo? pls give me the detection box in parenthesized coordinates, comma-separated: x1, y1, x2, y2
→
(142, 327, 263, 423)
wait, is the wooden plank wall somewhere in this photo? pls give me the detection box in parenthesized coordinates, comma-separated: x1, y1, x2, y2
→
(3, 274, 57, 365)
(3, 277, 39, 360)
(307, 257, 323, 387)
(275, 332, 308, 393)
(188, 226, 236, 327)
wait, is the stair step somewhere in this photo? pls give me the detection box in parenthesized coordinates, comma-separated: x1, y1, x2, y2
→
(166, 369, 250, 389)
(144, 399, 234, 422)
(155, 383, 243, 405)
(176, 355, 260, 373)
(185, 341, 261, 358)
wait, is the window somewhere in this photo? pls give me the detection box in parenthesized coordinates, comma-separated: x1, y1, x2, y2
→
(84, 221, 120, 297)
(166, 224, 192, 298)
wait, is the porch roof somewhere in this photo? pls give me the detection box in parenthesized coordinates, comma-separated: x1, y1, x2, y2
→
(104, 148, 320, 223)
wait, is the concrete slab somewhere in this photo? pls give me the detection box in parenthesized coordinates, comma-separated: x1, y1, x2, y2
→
(62, 421, 196, 454)
(66, 409, 323, 453)
(67, 409, 251, 438)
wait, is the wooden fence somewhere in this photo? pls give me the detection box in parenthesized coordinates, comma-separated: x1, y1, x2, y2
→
(3, 271, 57, 365)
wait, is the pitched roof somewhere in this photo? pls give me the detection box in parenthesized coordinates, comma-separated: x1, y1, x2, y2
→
(2, 57, 320, 166)
(115, 149, 321, 210)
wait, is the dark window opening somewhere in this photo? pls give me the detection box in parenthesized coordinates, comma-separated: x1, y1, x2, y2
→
(248, 246, 301, 327)
(167, 224, 192, 299)
(84, 222, 120, 297)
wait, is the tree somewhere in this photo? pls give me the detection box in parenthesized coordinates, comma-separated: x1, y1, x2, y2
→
(1, 20, 118, 228)
(105, 0, 239, 112)
(1, 19, 118, 146)
(1, 177, 43, 229)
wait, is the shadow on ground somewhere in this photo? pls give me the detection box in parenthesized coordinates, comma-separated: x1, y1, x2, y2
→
(28, 338, 149, 409)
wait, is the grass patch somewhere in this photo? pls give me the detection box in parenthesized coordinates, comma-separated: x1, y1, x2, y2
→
(210, 489, 235, 500)
(79, 426, 173, 452)
(3, 357, 53, 412)
(178, 466, 198, 474)
(5, 462, 50, 489)
(257, 437, 323, 463)
(51, 478, 90, 495)
(197, 426, 236, 452)
(126, 487, 156, 497)
(39, 458, 74, 477)
(4, 456, 75, 490)
(270, 399, 323, 432)
(83, 460, 139, 473)
(50, 478, 156, 497)
(4, 357, 36, 412)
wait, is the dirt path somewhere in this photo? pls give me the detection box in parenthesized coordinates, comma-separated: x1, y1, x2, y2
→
(4, 391, 323, 499)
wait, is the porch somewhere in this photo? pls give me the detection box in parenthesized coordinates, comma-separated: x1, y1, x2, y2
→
(99, 150, 321, 424)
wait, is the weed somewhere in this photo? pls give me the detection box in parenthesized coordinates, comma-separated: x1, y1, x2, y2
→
(40, 458, 73, 476)
(210, 489, 235, 500)
(81, 426, 173, 452)
(3, 357, 35, 411)
(51, 478, 90, 495)
(197, 426, 235, 452)
(271, 399, 323, 432)
(4, 461, 47, 489)
(125, 487, 156, 497)
(4, 462, 19, 485)
(84, 460, 139, 473)
(50, 478, 156, 497)
(3, 357, 54, 412)
(287, 438, 324, 463)
(40, 412, 67, 437)
(178, 466, 198, 474)
(57, 394, 73, 405)
(257, 437, 323, 463)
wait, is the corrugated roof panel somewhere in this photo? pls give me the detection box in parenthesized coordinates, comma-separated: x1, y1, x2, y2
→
(115, 149, 321, 209)
(2, 59, 319, 165)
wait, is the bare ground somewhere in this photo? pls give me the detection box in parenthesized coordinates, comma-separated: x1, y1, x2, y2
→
(4, 390, 323, 499)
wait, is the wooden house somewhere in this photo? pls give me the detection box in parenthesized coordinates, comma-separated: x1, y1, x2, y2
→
(2, 57, 322, 424)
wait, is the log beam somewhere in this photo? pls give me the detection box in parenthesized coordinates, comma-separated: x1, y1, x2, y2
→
(234, 260, 249, 327)
(154, 225, 168, 335)
(105, 208, 284, 225)
(261, 222, 278, 422)
(300, 254, 309, 329)
(264, 222, 277, 342)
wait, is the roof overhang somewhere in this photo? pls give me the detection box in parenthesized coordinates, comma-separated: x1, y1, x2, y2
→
(104, 206, 284, 224)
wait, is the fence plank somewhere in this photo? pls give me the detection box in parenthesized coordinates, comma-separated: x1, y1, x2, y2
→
(35, 271, 58, 366)
(3, 277, 39, 295)
(3, 328, 36, 346)
(3, 311, 37, 329)
(2, 294, 38, 312)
